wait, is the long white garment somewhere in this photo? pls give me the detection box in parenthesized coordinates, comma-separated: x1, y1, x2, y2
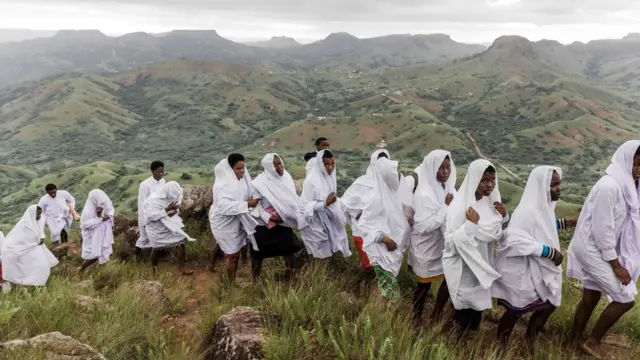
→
(342, 149, 390, 237)
(135, 176, 166, 248)
(37, 190, 75, 242)
(209, 158, 259, 254)
(408, 150, 457, 278)
(492, 166, 563, 307)
(144, 181, 195, 248)
(0, 231, 4, 264)
(299, 150, 351, 259)
(443, 159, 505, 311)
(567, 140, 640, 303)
(80, 189, 115, 264)
(358, 158, 410, 276)
(1, 205, 59, 286)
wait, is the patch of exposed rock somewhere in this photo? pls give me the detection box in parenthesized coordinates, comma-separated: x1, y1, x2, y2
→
(122, 280, 169, 309)
(0, 332, 106, 360)
(181, 185, 213, 219)
(201, 306, 264, 360)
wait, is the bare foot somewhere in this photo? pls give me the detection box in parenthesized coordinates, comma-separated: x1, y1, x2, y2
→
(582, 339, 607, 360)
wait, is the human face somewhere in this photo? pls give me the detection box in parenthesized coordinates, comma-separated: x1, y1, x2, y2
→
(152, 167, 165, 181)
(47, 189, 57, 198)
(475, 171, 496, 199)
(273, 156, 284, 176)
(323, 157, 335, 176)
(36, 207, 42, 221)
(437, 158, 451, 183)
(550, 171, 562, 201)
(317, 140, 330, 151)
(233, 161, 245, 180)
(633, 153, 640, 181)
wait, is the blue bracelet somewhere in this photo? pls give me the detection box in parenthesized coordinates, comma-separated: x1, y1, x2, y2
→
(541, 245, 550, 257)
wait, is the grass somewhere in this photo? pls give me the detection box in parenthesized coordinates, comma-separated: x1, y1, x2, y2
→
(0, 225, 638, 360)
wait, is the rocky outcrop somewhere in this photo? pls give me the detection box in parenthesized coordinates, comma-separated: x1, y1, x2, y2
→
(201, 306, 264, 360)
(122, 280, 169, 309)
(0, 332, 106, 360)
(181, 185, 213, 219)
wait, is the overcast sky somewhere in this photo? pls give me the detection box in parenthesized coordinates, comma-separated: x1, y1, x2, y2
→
(0, 0, 638, 44)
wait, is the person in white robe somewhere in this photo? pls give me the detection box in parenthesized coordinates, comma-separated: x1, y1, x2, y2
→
(250, 153, 305, 281)
(442, 159, 509, 333)
(358, 157, 410, 299)
(135, 161, 166, 258)
(567, 140, 640, 359)
(144, 181, 195, 275)
(37, 184, 76, 245)
(0, 231, 7, 292)
(209, 153, 260, 285)
(342, 149, 390, 271)
(1, 205, 59, 287)
(78, 189, 115, 273)
(299, 150, 351, 259)
(492, 166, 575, 349)
(408, 150, 457, 325)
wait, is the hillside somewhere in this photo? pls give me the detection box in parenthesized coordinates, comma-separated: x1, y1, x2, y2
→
(245, 36, 302, 49)
(0, 30, 484, 87)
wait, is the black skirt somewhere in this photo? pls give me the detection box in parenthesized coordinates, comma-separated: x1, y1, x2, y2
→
(250, 225, 304, 261)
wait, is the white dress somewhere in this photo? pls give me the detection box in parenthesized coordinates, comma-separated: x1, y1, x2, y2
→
(37, 190, 75, 242)
(135, 176, 166, 248)
(80, 189, 115, 264)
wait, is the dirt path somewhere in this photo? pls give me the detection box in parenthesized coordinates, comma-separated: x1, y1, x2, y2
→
(466, 132, 524, 183)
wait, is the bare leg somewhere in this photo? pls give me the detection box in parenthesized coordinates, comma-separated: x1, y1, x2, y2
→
(60, 230, 68, 244)
(240, 246, 248, 265)
(412, 282, 431, 327)
(582, 301, 635, 359)
(177, 244, 193, 275)
(571, 289, 601, 344)
(78, 259, 98, 273)
(431, 280, 450, 322)
(283, 255, 295, 276)
(497, 311, 520, 347)
(251, 259, 263, 282)
(151, 249, 160, 274)
(525, 307, 556, 352)
(226, 254, 239, 287)
(209, 242, 223, 272)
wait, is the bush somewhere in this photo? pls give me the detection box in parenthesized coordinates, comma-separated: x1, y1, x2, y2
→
(180, 172, 193, 180)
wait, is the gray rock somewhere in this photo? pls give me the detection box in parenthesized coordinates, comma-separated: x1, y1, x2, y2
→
(0, 332, 106, 360)
(180, 185, 213, 219)
(201, 306, 264, 360)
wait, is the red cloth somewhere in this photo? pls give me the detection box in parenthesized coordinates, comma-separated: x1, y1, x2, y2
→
(353, 236, 372, 270)
(264, 206, 278, 229)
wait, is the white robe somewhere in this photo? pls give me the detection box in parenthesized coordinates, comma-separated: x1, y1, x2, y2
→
(567, 140, 640, 303)
(80, 189, 115, 264)
(358, 158, 410, 276)
(37, 190, 75, 242)
(408, 150, 457, 279)
(492, 166, 563, 308)
(1, 205, 59, 286)
(209, 158, 259, 255)
(135, 176, 166, 248)
(299, 150, 351, 259)
(143, 181, 195, 248)
(252, 153, 303, 229)
(442, 159, 508, 311)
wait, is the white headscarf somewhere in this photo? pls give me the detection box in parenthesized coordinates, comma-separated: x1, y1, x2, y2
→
(342, 149, 390, 212)
(359, 158, 409, 275)
(413, 150, 457, 222)
(301, 149, 345, 225)
(81, 189, 115, 225)
(252, 153, 302, 228)
(213, 157, 254, 208)
(496, 166, 563, 305)
(2, 205, 45, 255)
(604, 140, 640, 284)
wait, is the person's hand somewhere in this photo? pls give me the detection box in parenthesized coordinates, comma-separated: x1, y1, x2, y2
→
(564, 216, 578, 228)
(381, 235, 398, 251)
(167, 209, 178, 217)
(247, 198, 259, 208)
(326, 193, 338, 206)
(494, 202, 507, 217)
(270, 215, 283, 224)
(612, 262, 632, 285)
(445, 193, 454, 206)
(165, 202, 178, 212)
(101, 214, 110, 221)
(551, 248, 564, 266)
(466, 207, 480, 224)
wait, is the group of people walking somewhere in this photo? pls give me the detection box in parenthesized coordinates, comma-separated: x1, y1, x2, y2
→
(0, 137, 638, 359)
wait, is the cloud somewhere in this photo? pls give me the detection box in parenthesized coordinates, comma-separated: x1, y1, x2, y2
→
(0, 0, 638, 43)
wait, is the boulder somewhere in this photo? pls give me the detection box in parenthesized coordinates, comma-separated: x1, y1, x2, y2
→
(180, 185, 213, 219)
(0, 332, 106, 360)
(201, 306, 264, 360)
(72, 295, 109, 312)
(122, 280, 168, 308)
(293, 179, 303, 196)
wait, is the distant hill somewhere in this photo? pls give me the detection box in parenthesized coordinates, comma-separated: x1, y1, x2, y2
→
(245, 36, 302, 49)
(0, 29, 56, 43)
(0, 30, 484, 87)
